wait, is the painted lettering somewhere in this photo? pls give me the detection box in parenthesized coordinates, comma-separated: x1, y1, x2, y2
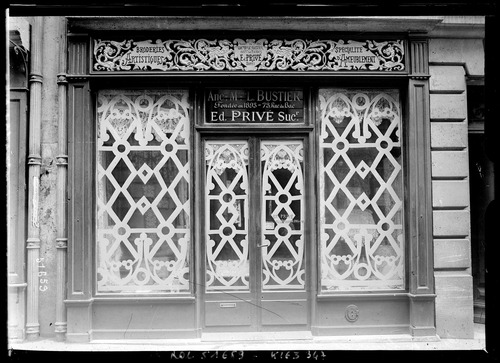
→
(37, 257, 48, 292)
(231, 111, 241, 121)
(257, 90, 301, 102)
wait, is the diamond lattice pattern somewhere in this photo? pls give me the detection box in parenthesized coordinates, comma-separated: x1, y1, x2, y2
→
(96, 90, 190, 293)
(205, 141, 250, 291)
(261, 141, 305, 290)
(318, 89, 405, 291)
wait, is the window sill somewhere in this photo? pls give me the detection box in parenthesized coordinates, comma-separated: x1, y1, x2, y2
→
(317, 292, 409, 301)
(91, 295, 196, 304)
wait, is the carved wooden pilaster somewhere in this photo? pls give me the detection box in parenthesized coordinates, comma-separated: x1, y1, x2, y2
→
(409, 36, 430, 80)
(25, 17, 43, 341)
(68, 35, 88, 75)
(67, 35, 92, 305)
(55, 17, 68, 342)
(65, 76, 93, 341)
(407, 36, 435, 337)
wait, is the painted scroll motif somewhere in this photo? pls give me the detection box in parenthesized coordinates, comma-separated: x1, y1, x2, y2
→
(93, 39, 405, 72)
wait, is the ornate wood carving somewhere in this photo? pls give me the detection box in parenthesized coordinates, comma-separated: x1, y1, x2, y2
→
(409, 37, 429, 80)
(68, 37, 88, 75)
(92, 39, 405, 73)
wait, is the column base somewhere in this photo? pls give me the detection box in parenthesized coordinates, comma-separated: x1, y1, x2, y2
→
(25, 324, 40, 341)
(55, 322, 67, 341)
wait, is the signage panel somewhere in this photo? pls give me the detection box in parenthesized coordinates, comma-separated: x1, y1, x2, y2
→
(205, 88, 304, 123)
(93, 39, 405, 73)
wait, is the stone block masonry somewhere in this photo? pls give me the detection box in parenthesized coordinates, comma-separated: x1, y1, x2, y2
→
(428, 36, 484, 338)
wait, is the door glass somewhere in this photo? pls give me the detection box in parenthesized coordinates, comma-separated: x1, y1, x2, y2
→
(205, 141, 250, 291)
(96, 89, 191, 294)
(318, 89, 405, 291)
(261, 141, 305, 290)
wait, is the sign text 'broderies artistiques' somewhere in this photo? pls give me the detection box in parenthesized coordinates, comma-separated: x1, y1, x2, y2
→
(92, 39, 405, 72)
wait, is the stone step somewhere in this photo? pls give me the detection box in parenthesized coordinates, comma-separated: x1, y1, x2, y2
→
(202, 331, 313, 342)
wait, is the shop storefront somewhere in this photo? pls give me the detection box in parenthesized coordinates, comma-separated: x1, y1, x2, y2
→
(7, 14, 489, 345)
(60, 20, 437, 341)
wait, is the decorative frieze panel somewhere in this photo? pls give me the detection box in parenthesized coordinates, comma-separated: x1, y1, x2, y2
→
(92, 39, 405, 73)
(318, 89, 405, 291)
(96, 89, 191, 294)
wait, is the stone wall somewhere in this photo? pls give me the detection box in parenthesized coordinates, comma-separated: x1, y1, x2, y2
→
(429, 38, 484, 338)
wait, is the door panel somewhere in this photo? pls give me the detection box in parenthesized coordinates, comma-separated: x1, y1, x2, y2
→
(260, 300, 308, 325)
(205, 141, 250, 292)
(205, 300, 253, 327)
(261, 141, 305, 290)
(203, 137, 308, 332)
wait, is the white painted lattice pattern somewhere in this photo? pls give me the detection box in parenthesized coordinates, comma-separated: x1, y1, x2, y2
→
(96, 90, 190, 293)
(205, 141, 250, 291)
(319, 89, 405, 291)
(261, 142, 305, 290)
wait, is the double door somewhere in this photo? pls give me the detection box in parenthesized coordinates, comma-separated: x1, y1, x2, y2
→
(203, 136, 309, 331)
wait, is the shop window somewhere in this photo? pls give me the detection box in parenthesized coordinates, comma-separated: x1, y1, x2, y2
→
(318, 89, 405, 291)
(95, 89, 191, 294)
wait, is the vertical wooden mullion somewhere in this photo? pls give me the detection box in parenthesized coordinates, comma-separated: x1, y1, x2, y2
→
(248, 136, 261, 329)
(308, 86, 319, 330)
(67, 81, 92, 300)
(65, 78, 93, 342)
(194, 86, 204, 336)
(314, 85, 325, 334)
(85, 84, 94, 299)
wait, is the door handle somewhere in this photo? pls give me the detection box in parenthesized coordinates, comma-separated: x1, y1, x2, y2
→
(257, 241, 270, 248)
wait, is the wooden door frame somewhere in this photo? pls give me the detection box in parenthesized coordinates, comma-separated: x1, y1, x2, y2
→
(197, 132, 313, 332)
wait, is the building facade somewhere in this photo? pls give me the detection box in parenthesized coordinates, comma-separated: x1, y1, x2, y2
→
(7, 13, 490, 346)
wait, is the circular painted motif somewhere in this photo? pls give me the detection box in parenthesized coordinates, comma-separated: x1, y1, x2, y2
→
(345, 304, 360, 323)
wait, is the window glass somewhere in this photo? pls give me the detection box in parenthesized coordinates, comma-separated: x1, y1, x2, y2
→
(205, 141, 250, 291)
(261, 141, 305, 290)
(96, 89, 190, 294)
(318, 89, 405, 291)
